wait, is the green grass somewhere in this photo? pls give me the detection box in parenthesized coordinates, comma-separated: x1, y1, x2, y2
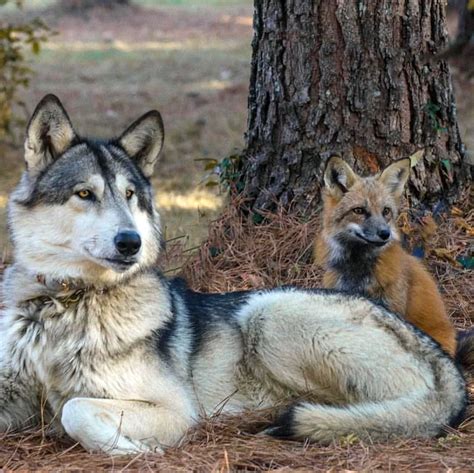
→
(141, 0, 249, 6)
(1, 0, 249, 12)
(1, 0, 54, 12)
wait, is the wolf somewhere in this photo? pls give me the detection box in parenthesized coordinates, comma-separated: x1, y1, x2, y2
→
(0, 95, 467, 455)
(314, 156, 474, 368)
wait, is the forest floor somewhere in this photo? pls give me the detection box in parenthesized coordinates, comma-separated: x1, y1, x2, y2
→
(0, 1, 473, 470)
(0, 200, 473, 471)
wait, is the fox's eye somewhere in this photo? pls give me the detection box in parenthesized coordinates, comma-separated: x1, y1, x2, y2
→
(76, 190, 94, 200)
(352, 207, 365, 215)
(126, 189, 134, 200)
(382, 207, 391, 217)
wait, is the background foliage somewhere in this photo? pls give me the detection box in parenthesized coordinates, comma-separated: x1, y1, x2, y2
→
(0, 0, 49, 141)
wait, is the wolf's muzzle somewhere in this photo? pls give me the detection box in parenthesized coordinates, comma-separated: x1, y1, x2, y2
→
(114, 231, 141, 256)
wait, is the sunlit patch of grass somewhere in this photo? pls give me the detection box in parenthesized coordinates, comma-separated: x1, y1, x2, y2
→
(42, 39, 246, 54)
(184, 79, 233, 92)
(156, 188, 223, 211)
(220, 14, 253, 26)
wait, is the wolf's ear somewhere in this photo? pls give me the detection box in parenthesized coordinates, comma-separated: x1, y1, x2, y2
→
(118, 111, 164, 178)
(378, 158, 411, 199)
(24, 94, 76, 175)
(323, 156, 358, 198)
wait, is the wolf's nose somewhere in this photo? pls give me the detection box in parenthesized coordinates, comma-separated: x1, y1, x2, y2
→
(114, 231, 141, 256)
(377, 229, 391, 241)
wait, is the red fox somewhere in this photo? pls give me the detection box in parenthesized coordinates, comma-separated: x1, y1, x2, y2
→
(314, 156, 458, 356)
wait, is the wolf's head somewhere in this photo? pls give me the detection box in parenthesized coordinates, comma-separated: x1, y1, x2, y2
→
(8, 94, 165, 287)
(321, 156, 411, 253)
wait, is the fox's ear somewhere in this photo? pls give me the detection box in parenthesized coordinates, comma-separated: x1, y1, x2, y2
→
(24, 94, 77, 175)
(323, 156, 358, 197)
(378, 158, 411, 199)
(119, 110, 164, 178)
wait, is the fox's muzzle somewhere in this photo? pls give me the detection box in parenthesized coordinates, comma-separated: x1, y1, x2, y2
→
(358, 217, 392, 246)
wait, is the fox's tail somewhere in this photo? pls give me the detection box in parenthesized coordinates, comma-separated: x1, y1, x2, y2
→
(456, 328, 474, 382)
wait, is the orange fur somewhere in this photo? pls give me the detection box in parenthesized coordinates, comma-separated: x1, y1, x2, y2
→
(316, 230, 456, 356)
(316, 157, 457, 356)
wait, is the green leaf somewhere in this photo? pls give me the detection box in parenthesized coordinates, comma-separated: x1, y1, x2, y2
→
(209, 247, 221, 258)
(31, 40, 40, 55)
(441, 159, 452, 172)
(205, 181, 219, 187)
(204, 161, 217, 171)
(252, 212, 264, 225)
(194, 158, 217, 163)
(426, 101, 441, 113)
(457, 256, 474, 270)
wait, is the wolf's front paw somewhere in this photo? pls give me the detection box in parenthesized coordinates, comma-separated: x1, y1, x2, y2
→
(61, 398, 165, 455)
(102, 438, 164, 456)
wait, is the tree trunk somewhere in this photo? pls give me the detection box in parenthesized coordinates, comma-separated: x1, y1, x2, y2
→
(239, 0, 470, 215)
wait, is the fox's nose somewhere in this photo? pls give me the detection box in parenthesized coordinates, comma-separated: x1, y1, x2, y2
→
(377, 228, 391, 241)
(114, 231, 141, 256)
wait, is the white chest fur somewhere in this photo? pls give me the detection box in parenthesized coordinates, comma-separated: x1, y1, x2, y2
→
(1, 272, 172, 413)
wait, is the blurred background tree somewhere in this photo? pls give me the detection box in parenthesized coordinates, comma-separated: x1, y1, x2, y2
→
(60, 0, 130, 11)
(445, 0, 474, 60)
(0, 0, 49, 141)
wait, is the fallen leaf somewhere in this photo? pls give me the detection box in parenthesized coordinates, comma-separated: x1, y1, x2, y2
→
(454, 218, 473, 233)
(420, 215, 437, 241)
(432, 248, 461, 266)
(451, 207, 464, 217)
(409, 149, 424, 167)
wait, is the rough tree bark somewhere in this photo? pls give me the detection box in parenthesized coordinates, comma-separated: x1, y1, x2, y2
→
(239, 0, 470, 215)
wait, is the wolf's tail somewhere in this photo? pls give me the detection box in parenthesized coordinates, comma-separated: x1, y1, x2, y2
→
(456, 328, 474, 381)
(267, 355, 467, 443)
(268, 397, 464, 443)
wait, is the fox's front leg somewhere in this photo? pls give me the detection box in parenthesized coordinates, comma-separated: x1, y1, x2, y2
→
(61, 396, 196, 455)
(0, 363, 40, 432)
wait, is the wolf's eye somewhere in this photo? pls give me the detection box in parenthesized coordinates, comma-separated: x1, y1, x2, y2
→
(126, 189, 134, 200)
(383, 207, 391, 217)
(76, 190, 94, 200)
(352, 207, 365, 215)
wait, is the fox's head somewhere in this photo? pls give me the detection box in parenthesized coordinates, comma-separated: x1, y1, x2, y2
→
(321, 156, 411, 252)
